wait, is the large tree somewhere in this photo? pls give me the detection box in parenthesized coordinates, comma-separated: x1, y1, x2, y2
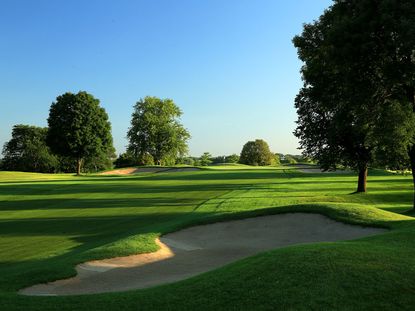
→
(127, 96, 190, 165)
(293, 0, 415, 193)
(362, 0, 415, 207)
(239, 139, 273, 166)
(47, 91, 114, 175)
(1, 125, 59, 173)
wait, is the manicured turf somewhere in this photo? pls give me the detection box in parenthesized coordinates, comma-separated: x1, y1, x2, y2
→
(1, 167, 415, 310)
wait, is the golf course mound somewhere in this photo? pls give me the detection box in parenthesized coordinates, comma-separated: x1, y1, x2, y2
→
(20, 213, 386, 296)
(101, 167, 200, 175)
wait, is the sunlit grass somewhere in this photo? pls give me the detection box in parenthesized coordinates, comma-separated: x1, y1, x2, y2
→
(1, 167, 415, 310)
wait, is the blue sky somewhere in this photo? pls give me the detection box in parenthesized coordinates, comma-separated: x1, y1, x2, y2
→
(0, 0, 332, 157)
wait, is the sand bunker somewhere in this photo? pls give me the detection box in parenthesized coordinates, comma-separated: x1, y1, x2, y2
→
(100, 168, 141, 175)
(20, 213, 385, 296)
(100, 167, 200, 175)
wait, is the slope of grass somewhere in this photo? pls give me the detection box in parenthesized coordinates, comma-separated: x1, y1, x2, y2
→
(1, 167, 414, 310)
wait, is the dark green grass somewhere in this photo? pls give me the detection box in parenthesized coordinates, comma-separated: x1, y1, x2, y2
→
(1, 167, 415, 310)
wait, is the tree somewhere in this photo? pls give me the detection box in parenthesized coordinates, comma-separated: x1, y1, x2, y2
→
(272, 153, 281, 166)
(1, 125, 59, 173)
(176, 156, 195, 166)
(239, 139, 273, 166)
(294, 0, 415, 196)
(127, 96, 190, 166)
(357, 0, 415, 206)
(211, 155, 226, 165)
(82, 146, 116, 172)
(199, 152, 212, 166)
(114, 151, 137, 168)
(293, 1, 380, 192)
(47, 91, 114, 175)
(225, 154, 240, 164)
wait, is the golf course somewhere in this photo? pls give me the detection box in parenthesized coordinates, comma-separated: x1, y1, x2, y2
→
(3, 0, 415, 309)
(1, 166, 415, 310)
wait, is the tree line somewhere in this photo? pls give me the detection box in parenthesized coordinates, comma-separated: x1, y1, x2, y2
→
(0, 94, 191, 175)
(1, 93, 290, 173)
(293, 0, 415, 208)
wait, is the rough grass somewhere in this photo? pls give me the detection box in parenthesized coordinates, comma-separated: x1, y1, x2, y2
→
(1, 167, 415, 310)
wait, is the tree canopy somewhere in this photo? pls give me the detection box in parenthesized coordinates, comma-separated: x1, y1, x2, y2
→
(293, 0, 415, 193)
(239, 139, 273, 166)
(1, 125, 59, 173)
(225, 154, 240, 164)
(127, 96, 190, 165)
(199, 152, 212, 166)
(47, 91, 114, 175)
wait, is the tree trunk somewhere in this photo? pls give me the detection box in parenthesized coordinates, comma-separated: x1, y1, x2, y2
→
(76, 158, 82, 176)
(409, 88, 415, 210)
(409, 145, 415, 209)
(356, 166, 368, 193)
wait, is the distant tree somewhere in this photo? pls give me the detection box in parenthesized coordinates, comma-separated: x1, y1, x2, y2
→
(127, 96, 190, 166)
(279, 154, 292, 165)
(272, 153, 281, 166)
(82, 146, 116, 172)
(199, 152, 212, 166)
(114, 151, 137, 168)
(176, 156, 195, 166)
(2, 125, 59, 173)
(225, 154, 240, 164)
(211, 156, 226, 165)
(239, 139, 273, 166)
(47, 91, 113, 175)
(183, 157, 195, 166)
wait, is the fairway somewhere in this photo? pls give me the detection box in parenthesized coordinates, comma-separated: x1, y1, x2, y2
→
(1, 167, 415, 310)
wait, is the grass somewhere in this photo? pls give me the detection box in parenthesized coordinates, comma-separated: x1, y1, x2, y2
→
(1, 166, 415, 310)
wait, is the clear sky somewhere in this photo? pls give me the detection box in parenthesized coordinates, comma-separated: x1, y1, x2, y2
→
(0, 0, 332, 157)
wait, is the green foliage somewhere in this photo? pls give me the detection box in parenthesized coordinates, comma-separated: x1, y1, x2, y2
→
(47, 91, 114, 175)
(199, 152, 212, 166)
(211, 156, 226, 165)
(210, 154, 241, 165)
(293, 0, 415, 194)
(138, 153, 155, 166)
(293, 12, 375, 173)
(283, 155, 297, 165)
(239, 139, 273, 166)
(176, 157, 195, 166)
(372, 100, 415, 170)
(225, 154, 240, 164)
(114, 152, 138, 168)
(82, 147, 116, 172)
(272, 153, 281, 166)
(127, 96, 190, 166)
(1, 125, 59, 173)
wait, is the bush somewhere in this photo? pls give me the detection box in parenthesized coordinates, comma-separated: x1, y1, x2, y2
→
(225, 154, 240, 163)
(239, 139, 273, 166)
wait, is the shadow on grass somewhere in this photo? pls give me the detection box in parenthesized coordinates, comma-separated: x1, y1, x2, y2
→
(3, 203, 414, 293)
